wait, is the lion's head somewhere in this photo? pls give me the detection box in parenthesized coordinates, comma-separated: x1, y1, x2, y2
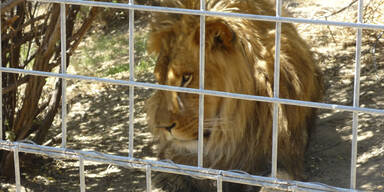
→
(145, 0, 323, 189)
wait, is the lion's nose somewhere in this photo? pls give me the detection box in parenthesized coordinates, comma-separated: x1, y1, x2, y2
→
(165, 123, 176, 132)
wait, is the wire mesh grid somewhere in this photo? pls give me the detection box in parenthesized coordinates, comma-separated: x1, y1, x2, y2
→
(0, 0, 383, 191)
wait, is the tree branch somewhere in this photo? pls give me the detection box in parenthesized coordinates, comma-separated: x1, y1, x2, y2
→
(2, 76, 30, 95)
(34, 80, 62, 144)
(325, 0, 358, 18)
(68, 7, 101, 56)
(1, 16, 19, 34)
(1, 0, 25, 12)
(2, 26, 45, 53)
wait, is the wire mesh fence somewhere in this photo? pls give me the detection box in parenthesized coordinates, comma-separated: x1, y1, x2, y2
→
(0, 0, 383, 191)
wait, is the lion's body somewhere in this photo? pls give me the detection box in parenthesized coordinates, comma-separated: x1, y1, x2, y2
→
(146, 0, 323, 191)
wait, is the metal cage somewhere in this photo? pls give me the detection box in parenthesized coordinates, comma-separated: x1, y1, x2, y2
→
(1, 0, 384, 191)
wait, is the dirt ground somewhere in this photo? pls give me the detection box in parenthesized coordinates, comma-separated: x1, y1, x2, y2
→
(1, 0, 383, 191)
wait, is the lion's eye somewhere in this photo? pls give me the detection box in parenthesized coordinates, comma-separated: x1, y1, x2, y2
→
(181, 74, 193, 87)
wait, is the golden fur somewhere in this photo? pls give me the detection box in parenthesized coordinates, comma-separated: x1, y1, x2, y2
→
(146, 0, 323, 191)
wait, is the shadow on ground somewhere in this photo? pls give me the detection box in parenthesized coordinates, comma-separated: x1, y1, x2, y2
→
(305, 31, 384, 190)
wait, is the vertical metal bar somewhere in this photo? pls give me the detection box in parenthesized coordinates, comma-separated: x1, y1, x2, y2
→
(60, 3, 68, 148)
(271, 0, 282, 178)
(216, 173, 223, 192)
(350, 0, 364, 189)
(0, 0, 2, 141)
(79, 156, 86, 192)
(146, 165, 152, 192)
(13, 146, 21, 192)
(128, 0, 135, 158)
(197, 0, 206, 168)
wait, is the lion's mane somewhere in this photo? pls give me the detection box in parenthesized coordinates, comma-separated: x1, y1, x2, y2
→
(146, 0, 323, 191)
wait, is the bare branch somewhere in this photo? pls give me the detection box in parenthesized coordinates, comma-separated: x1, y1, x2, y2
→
(34, 80, 62, 144)
(1, 0, 25, 13)
(2, 76, 31, 95)
(1, 16, 20, 33)
(2, 28, 45, 53)
(69, 7, 101, 55)
(325, 0, 358, 18)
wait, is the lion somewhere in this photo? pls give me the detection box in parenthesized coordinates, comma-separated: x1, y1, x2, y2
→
(145, 0, 323, 191)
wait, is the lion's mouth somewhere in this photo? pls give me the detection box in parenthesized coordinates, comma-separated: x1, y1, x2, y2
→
(166, 129, 212, 141)
(158, 122, 212, 140)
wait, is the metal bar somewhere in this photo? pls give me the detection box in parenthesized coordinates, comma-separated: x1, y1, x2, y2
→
(60, 3, 68, 148)
(0, 0, 2, 141)
(26, 0, 384, 30)
(13, 146, 21, 192)
(128, 0, 135, 158)
(271, 0, 282, 178)
(0, 72, 2, 141)
(217, 172, 223, 192)
(197, 0, 206, 168)
(146, 165, 152, 192)
(350, 0, 364, 189)
(350, 113, 359, 188)
(1, 67, 383, 116)
(79, 156, 86, 192)
(0, 141, 354, 192)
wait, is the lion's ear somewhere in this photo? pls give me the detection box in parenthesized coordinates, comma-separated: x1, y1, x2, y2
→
(194, 20, 236, 51)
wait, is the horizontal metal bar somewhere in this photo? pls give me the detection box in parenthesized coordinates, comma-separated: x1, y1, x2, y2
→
(0, 140, 354, 192)
(26, 0, 384, 30)
(1, 67, 383, 116)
